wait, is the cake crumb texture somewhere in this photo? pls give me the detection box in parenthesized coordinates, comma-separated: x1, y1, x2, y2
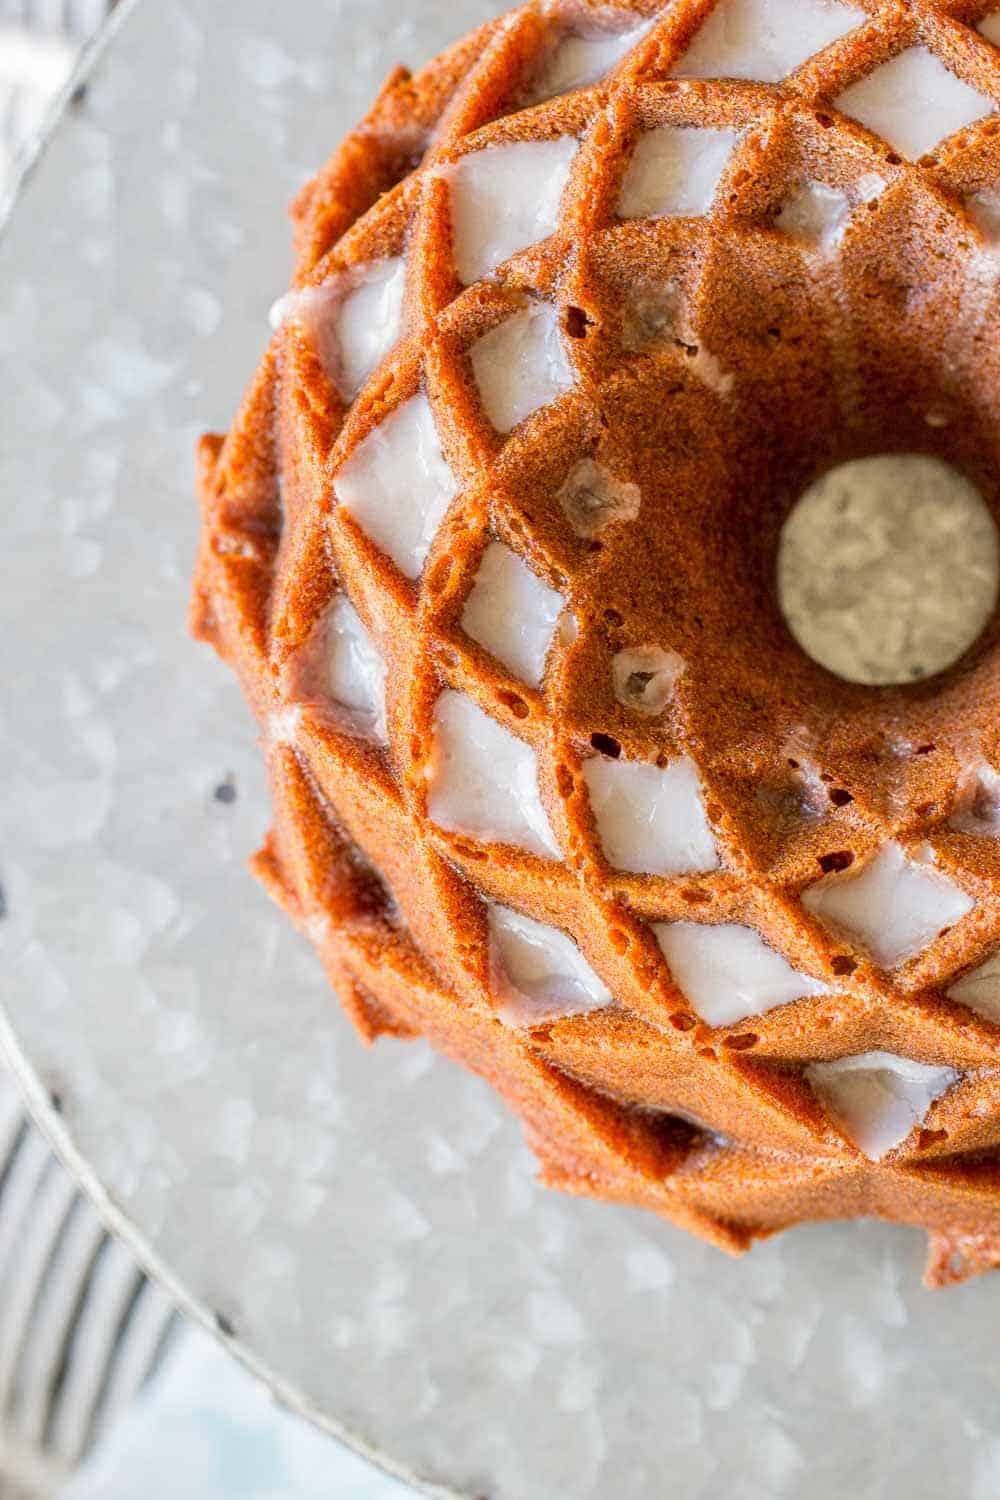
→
(194, 0, 1000, 1283)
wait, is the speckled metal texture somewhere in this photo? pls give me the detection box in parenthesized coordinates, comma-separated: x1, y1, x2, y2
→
(4, 3, 1000, 1498)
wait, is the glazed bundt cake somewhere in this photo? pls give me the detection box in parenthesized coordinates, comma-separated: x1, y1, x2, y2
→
(193, 0, 1000, 1285)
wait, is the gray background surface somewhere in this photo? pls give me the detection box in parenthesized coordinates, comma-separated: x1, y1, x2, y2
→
(3, 3, 1000, 1496)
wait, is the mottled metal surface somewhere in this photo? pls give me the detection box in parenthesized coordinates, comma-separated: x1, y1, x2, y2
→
(3, 3, 1000, 1498)
(779, 454, 999, 686)
(0, 3, 113, 202)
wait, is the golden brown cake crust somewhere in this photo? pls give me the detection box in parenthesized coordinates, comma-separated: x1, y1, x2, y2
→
(194, 0, 1000, 1284)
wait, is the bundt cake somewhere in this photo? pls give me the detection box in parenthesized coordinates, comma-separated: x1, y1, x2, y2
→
(193, 0, 1000, 1285)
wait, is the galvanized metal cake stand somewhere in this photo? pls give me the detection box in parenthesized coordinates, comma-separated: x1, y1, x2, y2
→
(3, 3, 1000, 1497)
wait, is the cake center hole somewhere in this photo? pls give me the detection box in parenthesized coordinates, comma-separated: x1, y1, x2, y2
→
(777, 454, 999, 686)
